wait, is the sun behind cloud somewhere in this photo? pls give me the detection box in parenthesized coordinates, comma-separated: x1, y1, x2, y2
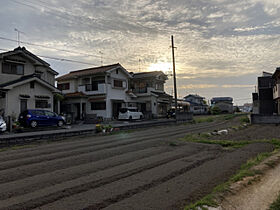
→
(148, 62, 171, 73)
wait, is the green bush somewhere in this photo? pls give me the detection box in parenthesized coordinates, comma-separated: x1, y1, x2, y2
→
(210, 106, 221, 115)
(240, 116, 250, 123)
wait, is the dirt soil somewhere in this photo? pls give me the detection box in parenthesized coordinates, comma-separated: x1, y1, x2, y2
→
(211, 124, 280, 141)
(0, 117, 275, 210)
(216, 152, 280, 210)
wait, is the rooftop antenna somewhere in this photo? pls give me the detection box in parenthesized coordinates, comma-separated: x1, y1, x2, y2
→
(138, 58, 141, 72)
(14, 28, 24, 47)
(99, 51, 103, 66)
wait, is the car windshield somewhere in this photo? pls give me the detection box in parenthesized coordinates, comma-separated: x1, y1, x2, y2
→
(120, 108, 128, 113)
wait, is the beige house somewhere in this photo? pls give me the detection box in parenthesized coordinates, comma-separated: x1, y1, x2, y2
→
(0, 47, 60, 118)
(131, 71, 172, 118)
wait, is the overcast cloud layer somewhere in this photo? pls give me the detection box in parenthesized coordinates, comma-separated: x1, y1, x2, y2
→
(1, 0, 280, 104)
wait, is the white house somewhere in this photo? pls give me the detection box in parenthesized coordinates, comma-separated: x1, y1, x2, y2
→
(56, 63, 135, 120)
(0, 47, 60, 118)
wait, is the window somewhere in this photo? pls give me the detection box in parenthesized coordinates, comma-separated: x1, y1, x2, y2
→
(30, 81, 35, 89)
(91, 102, 106, 110)
(2, 62, 24, 75)
(45, 110, 56, 117)
(35, 100, 48, 108)
(114, 79, 123, 88)
(57, 83, 70, 90)
(116, 69, 119, 74)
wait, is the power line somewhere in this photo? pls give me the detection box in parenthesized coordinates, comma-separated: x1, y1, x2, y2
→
(0, 36, 103, 59)
(0, 48, 96, 66)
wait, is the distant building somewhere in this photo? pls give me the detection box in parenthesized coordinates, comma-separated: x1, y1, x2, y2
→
(239, 103, 252, 112)
(252, 71, 274, 115)
(211, 97, 233, 113)
(183, 94, 208, 114)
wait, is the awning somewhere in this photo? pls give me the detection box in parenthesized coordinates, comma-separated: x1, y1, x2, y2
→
(88, 97, 106, 102)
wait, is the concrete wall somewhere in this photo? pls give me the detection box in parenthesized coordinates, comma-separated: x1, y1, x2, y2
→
(6, 82, 53, 118)
(250, 114, 280, 124)
(176, 112, 193, 121)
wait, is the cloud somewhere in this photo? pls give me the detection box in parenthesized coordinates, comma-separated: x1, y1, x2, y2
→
(1, 0, 280, 105)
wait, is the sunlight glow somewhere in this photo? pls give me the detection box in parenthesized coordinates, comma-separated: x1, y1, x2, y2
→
(148, 62, 171, 73)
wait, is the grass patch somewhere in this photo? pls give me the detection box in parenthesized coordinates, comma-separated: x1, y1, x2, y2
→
(270, 192, 280, 210)
(240, 115, 250, 124)
(194, 117, 214, 123)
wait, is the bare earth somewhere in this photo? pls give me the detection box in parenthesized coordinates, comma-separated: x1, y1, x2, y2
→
(219, 153, 280, 210)
(0, 118, 275, 210)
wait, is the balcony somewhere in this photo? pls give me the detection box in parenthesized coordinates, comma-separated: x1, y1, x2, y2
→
(133, 87, 147, 94)
(78, 83, 106, 95)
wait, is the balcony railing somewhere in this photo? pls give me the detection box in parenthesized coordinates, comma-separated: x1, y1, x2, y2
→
(78, 83, 106, 95)
(132, 87, 147, 93)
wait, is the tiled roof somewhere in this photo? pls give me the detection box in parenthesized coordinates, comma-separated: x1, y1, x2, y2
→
(65, 92, 87, 98)
(0, 74, 59, 92)
(133, 71, 167, 79)
(56, 63, 121, 81)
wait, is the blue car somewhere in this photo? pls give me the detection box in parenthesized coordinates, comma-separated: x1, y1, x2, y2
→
(19, 109, 65, 128)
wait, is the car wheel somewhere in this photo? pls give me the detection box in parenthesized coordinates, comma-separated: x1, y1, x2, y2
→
(30, 120, 37, 128)
(57, 120, 64, 127)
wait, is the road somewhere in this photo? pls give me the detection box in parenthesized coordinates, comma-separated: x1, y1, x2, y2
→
(0, 120, 274, 210)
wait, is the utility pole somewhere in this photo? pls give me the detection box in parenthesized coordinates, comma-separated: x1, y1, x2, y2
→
(14, 28, 24, 46)
(171, 35, 178, 119)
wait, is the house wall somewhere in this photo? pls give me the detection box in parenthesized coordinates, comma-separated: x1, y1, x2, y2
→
(0, 55, 35, 84)
(0, 54, 56, 85)
(59, 80, 77, 94)
(6, 82, 53, 117)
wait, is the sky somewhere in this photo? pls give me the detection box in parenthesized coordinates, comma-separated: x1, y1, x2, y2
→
(1, 0, 280, 105)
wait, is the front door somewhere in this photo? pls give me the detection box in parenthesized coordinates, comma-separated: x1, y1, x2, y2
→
(20, 99, 27, 113)
(112, 102, 122, 119)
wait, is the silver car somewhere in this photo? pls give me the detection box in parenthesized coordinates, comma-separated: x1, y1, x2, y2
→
(0, 117, 7, 132)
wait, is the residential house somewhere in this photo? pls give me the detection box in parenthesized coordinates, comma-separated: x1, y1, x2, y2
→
(211, 97, 233, 113)
(272, 68, 280, 114)
(253, 71, 274, 115)
(56, 63, 135, 120)
(131, 71, 172, 118)
(0, 47, 60, 118)
(183, 94, 208, 114)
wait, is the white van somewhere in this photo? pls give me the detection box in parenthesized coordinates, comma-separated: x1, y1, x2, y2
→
(118, 107, 144, 120)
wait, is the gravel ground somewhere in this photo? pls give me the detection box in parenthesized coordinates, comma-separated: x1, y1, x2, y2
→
(0, 116, 275, 210)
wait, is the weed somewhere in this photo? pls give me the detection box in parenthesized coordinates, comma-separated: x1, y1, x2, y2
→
(269, 192, 280, 210)
(240, 116, 250, 124)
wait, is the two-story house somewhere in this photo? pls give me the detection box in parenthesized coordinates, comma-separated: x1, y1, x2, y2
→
(272, 68, 280, 114)
(183, 94, 208, 114)
(0, 47, 60, 118)
(56, 63, 134, 120)
(253, 71, 274, 115)
(210, 97, 234, 113)
(131, 71, 172, 118)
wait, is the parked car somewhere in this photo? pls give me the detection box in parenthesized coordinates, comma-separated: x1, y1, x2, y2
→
(0, 117, 7, 132)
(19, 109, 65, 128)
(118, 107, 144, 121)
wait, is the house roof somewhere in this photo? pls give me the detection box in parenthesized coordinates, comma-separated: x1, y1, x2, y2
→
(56, 63, 129, 81)
(64, 92, 87, 98)
(133, 71, 168, 79)
(211, 97, 233, 103)
(272, 67, 280, 79)
(0, 47, 58, 75)
(184, 94, 204, 100)
(0, 74, 60, 92)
